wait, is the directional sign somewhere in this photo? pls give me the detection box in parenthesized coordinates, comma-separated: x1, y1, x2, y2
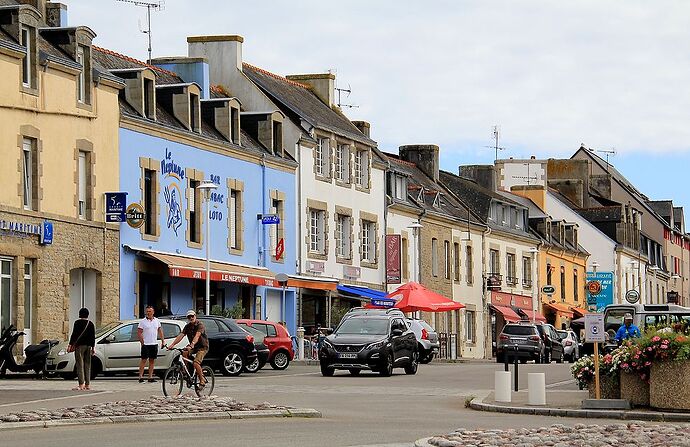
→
(541, 285, 555, 295)
(584, 313, 605, 343)
(261, 214, 280, 225)
(105, 192, 128, 223)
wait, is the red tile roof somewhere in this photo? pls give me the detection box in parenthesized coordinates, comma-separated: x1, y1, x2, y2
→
(93, 46, 179, 78)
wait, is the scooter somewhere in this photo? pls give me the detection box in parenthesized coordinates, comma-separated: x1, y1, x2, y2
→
(0, 325, 59, 377)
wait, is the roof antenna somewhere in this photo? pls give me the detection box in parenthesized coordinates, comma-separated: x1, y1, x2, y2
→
(335, 83, 359, 109)
(114, 0, 164, 63)
(596, 147, 616, 172)
(484, 125, 506, 162)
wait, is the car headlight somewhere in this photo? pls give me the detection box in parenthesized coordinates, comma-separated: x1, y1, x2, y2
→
(321, 339, 333, 349)
(57, 349, 67, 356)
(366, 339, 387, 350)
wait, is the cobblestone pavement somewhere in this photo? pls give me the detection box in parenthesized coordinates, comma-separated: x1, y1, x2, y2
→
(425, 423, 690, 447)
(0, 396, 288, 423)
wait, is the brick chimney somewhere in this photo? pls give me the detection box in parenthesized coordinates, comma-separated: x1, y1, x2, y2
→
(45, 2, 67, 27)
(352, 120, 370, 138)
(399, 144, 440, 182)
(285, 73, 335, 108)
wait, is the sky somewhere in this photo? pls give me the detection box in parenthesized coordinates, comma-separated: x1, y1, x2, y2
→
(66, 0, 690, 216)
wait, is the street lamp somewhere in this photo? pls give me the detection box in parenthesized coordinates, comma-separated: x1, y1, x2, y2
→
(407, 221, 423, 320)
(197, 181, 218, 316)
(528, 247, 539, 323)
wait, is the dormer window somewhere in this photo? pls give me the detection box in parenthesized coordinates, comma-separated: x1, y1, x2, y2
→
(387, 172, 407, 201)
(230, 106, 239, 144)
(156, 83, 202, 132)
(190, 92, 200, 132)
(272, 121, 282, 154)
(144, 78, 154, 119)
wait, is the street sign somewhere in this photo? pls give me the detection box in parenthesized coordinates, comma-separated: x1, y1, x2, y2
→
(625, 289, 640, 304)
(126, 203, 145, 228)
(371, 298, 395, 308)
(105, 192, 127, 222)
(584, 314, 605, 343)
(541, 285, 555, 295)
(261, 214, 280, 225)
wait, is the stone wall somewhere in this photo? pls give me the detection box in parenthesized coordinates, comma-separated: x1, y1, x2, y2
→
(418, 219, 454, 333)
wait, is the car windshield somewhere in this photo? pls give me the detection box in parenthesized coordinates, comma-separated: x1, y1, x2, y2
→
(557, 330, 568, 339)
(502, 325, 536, 336)
(95, 321, 121, 338)
(336, 318, 389, 335)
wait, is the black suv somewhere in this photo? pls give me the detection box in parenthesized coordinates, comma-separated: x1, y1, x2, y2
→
(172, 315, 257, 376)
(319, 312, 418, 376)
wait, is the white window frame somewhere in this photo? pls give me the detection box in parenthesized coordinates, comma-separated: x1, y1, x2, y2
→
(354, 149, 369, 187)
(309, 209, 325, 254)
(336, 214, 351, 259)
(24, 261, 32, 330)
(315, 139, 324, 176)
(0, 258, 13, 333)
(78, 151, 87, 219)
(361, 220, 375, 262)
(22, 138, 33, 210)
(229, 190, 238, 249)
(465, 311, 475, 343)
(21, 26, 31, 87)
(76, 45, 85, 103)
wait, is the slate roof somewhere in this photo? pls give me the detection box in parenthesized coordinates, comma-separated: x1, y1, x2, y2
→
(384, 154, 482, 225)
(242, 63, 376, 147)
(496, 190, 548, 219)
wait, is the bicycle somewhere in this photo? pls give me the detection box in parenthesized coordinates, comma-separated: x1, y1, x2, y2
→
(162, 348, 215, 397)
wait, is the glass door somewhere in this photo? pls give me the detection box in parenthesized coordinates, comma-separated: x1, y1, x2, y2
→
(0, 258, 12, 332)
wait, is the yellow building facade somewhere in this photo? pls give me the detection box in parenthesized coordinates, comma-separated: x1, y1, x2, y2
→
(0, 1, 123, 343)
(538, 244, 588, 330)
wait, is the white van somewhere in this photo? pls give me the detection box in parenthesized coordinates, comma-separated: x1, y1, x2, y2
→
(603, 303, 690, 335)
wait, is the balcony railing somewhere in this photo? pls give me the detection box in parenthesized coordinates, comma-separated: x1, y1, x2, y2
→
(506, 275, 518, 286)
(522, 278, 533, 288)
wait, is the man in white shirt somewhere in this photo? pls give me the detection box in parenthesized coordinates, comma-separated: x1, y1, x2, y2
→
(138, 305, 165, 383)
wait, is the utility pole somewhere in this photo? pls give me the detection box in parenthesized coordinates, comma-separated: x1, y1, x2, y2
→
(114, 0, 163, 63)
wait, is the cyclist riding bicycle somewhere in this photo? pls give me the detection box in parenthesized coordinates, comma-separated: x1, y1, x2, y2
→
(166, 310, 209, 389)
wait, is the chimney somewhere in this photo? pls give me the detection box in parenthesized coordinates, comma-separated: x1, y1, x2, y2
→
(45, 2, 67, 27)
(459, 165, 496, 191)
(352, 120, 370, 138)
(399, 144, 440, 182)
(285, 73, 335, 108)
(187, 35, 243, 89)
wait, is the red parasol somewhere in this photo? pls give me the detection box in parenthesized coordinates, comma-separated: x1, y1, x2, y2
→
(386, 281, 465, 313)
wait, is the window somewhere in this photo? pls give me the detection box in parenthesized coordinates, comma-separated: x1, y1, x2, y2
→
(573, 269, 579, 302)
(22, 138, 35, 210)
(161, 323, 181, 339)
(21, 26, 32, 87)
(560, 266, 566, 302)
(144, 78, 154, 119)
(229, 189, 240, 249)
(335, 144, 350, 182)
(444, 241, 451, 280)
(453, 242, 460, 282)
(0, 259, 11, 331)
(272, 121, 282, 153)
(466, 246, 473, 284)
(190, 93, 200, 132)
(500, 206, 507, 225)
(315, 138, 327, 176)
(24, 261, 32, 330)
(490, 249, 500, 275)
(354, 150, 369, 187)
(522, 257, 532, 287)
(388, 173, 407, 201)
(335, 214, 351, 259)
(432, 238, 439, 277)
(309, 209, 325, 253)
(465, 311, 475, 343)
(188, 180, 200, 243)
(143, 168, 156, 236)
(110, 324, 138, 343)
(513, 208, 521, 229)
(361, 220, 376, 262)
(78, 151, 87, 219)
(546, 262, 552, 285)
(270, 198, 284, 259)
(76, 45, 86, 103)
(230, 107, 239, 143)
(402, 237, 409, 280)
(506, 253, 516, 285)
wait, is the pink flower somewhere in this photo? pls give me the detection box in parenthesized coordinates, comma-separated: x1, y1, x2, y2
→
(647, 347, 653, 352)
(662, 339, 670, 344)
(634, 354, 640, 359)
(661, 345, 668, 350)
(645, 362, 651, 366)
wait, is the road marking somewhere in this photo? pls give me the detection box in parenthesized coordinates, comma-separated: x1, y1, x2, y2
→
(546, 379, 576, 388)
(0, 391, 114, 408)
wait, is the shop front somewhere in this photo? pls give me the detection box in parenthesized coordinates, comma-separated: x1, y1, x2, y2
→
(290, 276, 339, 335)
(489, 291, 546, 356)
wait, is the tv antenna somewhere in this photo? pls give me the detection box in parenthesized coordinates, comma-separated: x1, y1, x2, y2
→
(335, 84, 359, 109)
(484, 125, 506, 162)
(114, 0, 164, 63)
(596, 147, 616, 171)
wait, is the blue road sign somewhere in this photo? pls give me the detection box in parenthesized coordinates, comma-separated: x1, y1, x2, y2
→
(261, 214, 280, 225)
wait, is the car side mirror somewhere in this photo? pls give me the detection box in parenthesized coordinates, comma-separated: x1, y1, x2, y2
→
(392, 328, 403, 337)
(104, 334, 115, 343)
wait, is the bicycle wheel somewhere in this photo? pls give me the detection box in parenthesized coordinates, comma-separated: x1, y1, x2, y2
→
(194, 366, 215, 397)
(162, 366, 184, 397)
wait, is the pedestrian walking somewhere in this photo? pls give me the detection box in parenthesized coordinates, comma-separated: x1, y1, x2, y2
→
(138, 305, 165, 383)
(68, 307, 95, 391)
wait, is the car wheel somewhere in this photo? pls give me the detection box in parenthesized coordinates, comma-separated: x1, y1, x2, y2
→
(320, 362, 334, 377)
(244, 357, 261, 373)
(404, 350, 419, 375)
(419, 352, 434, 364)
(270, 351, 290, 370)
(221, 351, 244, 377)
(379, 352, 393, 377)
(349, 369, 360, 376)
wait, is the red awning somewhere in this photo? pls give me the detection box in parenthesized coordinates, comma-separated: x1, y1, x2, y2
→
(386, 281, 464, 313)
(570, 307, 589, 317)
(544, 302, 575, 317)
(490, 304, 521, 323)
(520, 309, 547, 323)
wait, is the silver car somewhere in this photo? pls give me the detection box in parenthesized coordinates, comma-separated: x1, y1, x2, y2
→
(46, 319, 185, 379)
(406, 318, 439, 364)
(557, 329, 580, 362)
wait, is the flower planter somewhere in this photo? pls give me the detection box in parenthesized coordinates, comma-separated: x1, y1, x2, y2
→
(650, 361, 690, 411)
(620, 372, 649, 407)
(587, 374, 620, 399)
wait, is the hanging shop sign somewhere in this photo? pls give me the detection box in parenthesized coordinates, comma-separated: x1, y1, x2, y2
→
(586, 272, 613, 312)
(126, 203, 146, 228)
(385, 234, 402, 284)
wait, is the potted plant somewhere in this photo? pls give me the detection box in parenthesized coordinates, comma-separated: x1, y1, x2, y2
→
(615, 341, 650, 407)
(571, 354, 619, 399)
(641, 329, 690, 411)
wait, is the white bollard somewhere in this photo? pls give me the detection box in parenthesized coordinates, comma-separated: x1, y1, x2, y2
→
(528, 372, 546, 406)
(495, 371, 512, 403)
(296, 327, 305, 360)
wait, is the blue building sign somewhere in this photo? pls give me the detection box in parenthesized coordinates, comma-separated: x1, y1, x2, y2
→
(586, 271, 614, 312)
(105, 192, 128, 222)
(40, 221, 53, 245)
(261, 214, 280, 225)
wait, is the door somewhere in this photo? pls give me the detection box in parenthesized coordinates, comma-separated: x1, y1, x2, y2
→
(101, 323, 140, 370)
(139, 273, 164, 318)
(69, 269, 97, 325)
(23, 261, 32, 349)
(265, 290, 281, 322)
(390, 318, 407, 363)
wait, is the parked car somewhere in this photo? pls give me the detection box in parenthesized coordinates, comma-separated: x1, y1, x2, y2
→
(236, 319, 293, 370)
(557, 329, 580, 362)
(319, 313, 418, 376)
(497, 323, 544, 363)
(239, 324, 270, 373)
(172, 315, 257, 376)
(535, 323, 565, 363)
(46, 319, 186, 379)
(406, 318, 439, 364)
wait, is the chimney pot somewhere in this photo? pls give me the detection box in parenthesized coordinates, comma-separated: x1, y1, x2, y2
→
(399, 144, 440, 182)
(285, 73, 335, 108)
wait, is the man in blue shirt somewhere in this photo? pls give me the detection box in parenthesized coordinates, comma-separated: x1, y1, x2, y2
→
(615, 313, 641, 342)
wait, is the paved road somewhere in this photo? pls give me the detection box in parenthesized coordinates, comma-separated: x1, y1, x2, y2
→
(1, 362, 613, 447)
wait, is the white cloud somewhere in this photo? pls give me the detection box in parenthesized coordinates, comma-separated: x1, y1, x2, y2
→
(67, 0, 690, 156)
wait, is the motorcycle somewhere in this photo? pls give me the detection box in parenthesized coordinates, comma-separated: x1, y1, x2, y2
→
(0, 325, 59, 377)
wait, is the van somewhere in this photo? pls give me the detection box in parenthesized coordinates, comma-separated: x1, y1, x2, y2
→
(603, 303, 690, 336)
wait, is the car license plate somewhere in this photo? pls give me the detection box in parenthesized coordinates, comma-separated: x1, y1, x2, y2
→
(339, 353, 357, 359)
(46, 359, 54, 365)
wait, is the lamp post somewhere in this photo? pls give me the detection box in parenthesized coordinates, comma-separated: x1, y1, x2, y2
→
(528, 247, 539, 323)
(197, 181, 218, 316)
(407, 221, 423, 319)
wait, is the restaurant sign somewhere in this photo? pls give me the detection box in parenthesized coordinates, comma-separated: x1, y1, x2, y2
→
(168, 267, 277, 287)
